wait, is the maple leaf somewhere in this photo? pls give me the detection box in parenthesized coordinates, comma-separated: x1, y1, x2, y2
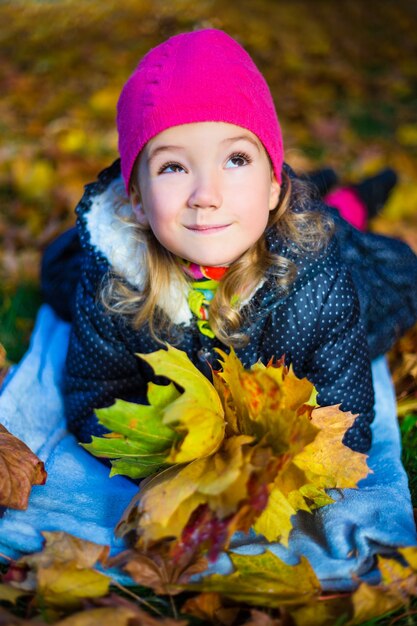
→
(347, 582, 403, 625)
(118, 435, 254, 546)
(84, 345, 226, 478)
(214, 349, 318, 455)
(11, 532, 111, 610)
(110, 543, 208, 596)
(139, 345, 226, 463)
(253, 405, 369, 544)
(345, 549, 417, 626)
(83, 382, 181, 478)
(293, 405, 369, 489)
(0, 424, 47, 510)
(188, 550, 321, 608)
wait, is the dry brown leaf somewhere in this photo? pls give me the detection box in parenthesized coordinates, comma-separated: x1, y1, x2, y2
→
(118, 547, 208, 596)
(10, 533, 112, 609)
(21, 531, 109, 571)
(0, 424, 47, 509)
(182, 592, 239, 625)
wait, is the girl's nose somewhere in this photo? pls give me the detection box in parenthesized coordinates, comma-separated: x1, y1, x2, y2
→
(187, 173, 222, 209)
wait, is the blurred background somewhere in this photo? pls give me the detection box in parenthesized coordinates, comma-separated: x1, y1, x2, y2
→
(1, 0, 417, 362)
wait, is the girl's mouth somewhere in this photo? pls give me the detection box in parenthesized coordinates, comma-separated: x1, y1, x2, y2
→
(185, 224, 231, 233)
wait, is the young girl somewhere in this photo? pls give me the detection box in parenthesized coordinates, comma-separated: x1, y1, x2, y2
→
(55, 29, 417, 454)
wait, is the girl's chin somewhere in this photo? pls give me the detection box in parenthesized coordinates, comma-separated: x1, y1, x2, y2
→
(182, 257, 232, 267)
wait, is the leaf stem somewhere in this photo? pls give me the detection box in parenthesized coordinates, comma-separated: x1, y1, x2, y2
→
(111, 579, 163, 617)
(169, 592, 179, 620)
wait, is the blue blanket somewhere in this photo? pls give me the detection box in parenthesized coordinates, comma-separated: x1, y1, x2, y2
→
(0, 305, 416, 591)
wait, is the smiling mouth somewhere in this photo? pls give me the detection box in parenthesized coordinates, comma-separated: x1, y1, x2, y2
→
(185, 224, 231, 233)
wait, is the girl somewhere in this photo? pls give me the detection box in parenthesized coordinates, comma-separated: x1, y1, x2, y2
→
(56, 29, 417, 454)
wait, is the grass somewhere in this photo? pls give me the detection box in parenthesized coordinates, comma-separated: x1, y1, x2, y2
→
(0, 284, 41, 363)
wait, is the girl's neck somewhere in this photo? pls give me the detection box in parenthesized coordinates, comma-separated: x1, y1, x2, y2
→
(180, 260, 229, 281)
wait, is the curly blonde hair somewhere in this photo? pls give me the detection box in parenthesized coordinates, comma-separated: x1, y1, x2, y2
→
(100, 168, 333, 347)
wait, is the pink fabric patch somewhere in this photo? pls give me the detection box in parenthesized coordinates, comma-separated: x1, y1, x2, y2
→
(324, 188, 367, 231)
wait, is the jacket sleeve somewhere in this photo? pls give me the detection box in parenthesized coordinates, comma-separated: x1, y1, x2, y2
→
(62, 255, 147, 443)
(304, 266, 375, 453)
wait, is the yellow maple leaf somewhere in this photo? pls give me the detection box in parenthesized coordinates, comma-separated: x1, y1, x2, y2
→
(253, 487, 297, 544)
(37, 565, 110, 610)
(139, 345, 226, 463)
(189, 550, 321, 608)
(14, 532, 111, 610)
(215, 349, 318, 455)
(347, 552, 417, 625)
(125, 435, 254, 545)
(293, 405, 370, 489)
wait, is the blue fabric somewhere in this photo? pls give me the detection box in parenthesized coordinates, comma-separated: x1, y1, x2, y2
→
(0, 305, 416, 591)
(0, 305, 137, 564)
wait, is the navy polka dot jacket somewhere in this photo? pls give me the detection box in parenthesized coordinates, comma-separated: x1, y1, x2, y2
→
(59, 161, 417, 454)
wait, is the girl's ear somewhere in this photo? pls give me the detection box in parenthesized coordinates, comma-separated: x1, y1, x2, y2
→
(269, 175, 281, 211)
(130, 187, 149, 226)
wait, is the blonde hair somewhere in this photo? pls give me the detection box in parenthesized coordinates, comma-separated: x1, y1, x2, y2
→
(100, 169, 333, 348)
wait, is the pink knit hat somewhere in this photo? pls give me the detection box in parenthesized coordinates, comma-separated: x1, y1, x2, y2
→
(117, 29, 284, 193)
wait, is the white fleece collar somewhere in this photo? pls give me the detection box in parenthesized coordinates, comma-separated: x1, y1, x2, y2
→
(83, 177, 194, 326)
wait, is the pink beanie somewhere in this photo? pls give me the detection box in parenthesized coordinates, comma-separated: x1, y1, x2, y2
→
(117, 29, 284, 193)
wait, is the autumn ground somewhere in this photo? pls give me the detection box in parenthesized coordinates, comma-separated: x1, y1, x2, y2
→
(1, 0, 417, 624)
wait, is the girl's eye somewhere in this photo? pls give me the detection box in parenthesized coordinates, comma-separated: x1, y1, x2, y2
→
(157, 162, 185, 174)
(226, 152, 252, 169)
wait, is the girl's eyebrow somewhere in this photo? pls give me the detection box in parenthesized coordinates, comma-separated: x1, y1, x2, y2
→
(222, 135, 261, 152)
(147, 145, 185, 165)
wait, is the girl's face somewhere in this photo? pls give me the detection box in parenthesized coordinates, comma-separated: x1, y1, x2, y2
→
(131, 122, 280, 267)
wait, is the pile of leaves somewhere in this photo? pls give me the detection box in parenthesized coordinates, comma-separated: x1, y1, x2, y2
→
(85, 346, 368, 559)
(3, 346, 417, 625)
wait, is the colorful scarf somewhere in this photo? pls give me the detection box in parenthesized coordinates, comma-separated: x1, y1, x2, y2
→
(181, 261, 228, 338)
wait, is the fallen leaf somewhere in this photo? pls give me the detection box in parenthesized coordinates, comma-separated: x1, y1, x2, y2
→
(113, 546, 208, 596)
(188, 551, 321, 608)
(0, 423, 47, 509)
(21, 532, 109, 571)
(182, 592, 239, 625)
(13, 533, 111, 609)
(37, 565, 110, 609)
(347, 582, 403, 625)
